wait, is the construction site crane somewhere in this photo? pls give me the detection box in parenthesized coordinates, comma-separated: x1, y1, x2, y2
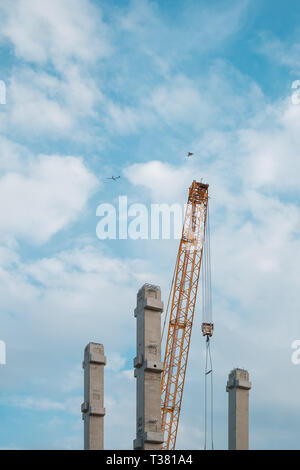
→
(161, 180, 213, 450)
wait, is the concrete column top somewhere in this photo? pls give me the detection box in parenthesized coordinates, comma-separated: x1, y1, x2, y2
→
(226, 368, 251, 391)
(83, 342, 107, 367)
(134, 284, 164, 316)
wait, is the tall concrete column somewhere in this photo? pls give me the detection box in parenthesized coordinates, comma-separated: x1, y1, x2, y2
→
(133, 284, 164, 450)
(226, 368, 251, 450)
(81, 342, 106, 450)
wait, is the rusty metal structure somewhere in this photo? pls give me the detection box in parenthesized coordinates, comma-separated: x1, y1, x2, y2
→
(161, 180, 212, 450)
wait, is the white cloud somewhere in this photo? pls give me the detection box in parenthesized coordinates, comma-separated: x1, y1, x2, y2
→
(0, 0, 112, 68)
(9, 73, 72, 135)
(104, 62, 265, 135)
(121, 88, 300, 449)
(105, 102, 141, 135)
(150, 75, 214, 128)
(0, 1, 107, 140)
(0, 244, 148, 357)
(0, 242, 147, 450)
(124, 160, 193, 202)
(6, 67, 102, 137)
(118, 0, 249, 67)
(237, 99, 300, 191)
(121, 369, 134, 381)
(149, 64, 265, 131)
(106, 353, 126, 372)
(53, 435, 83, 451)
(15, 397, 65, 412)
(257, 31, 300, 72)
(0, 136, 27, 172)
(0, 0, 299, 450)
(0, 154, 98, 243)
(2, 394, 81, 416)
(62, 366, 82, 393)
(176, 423, 205, 450)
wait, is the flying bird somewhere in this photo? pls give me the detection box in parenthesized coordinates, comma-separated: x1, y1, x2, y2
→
(186, 152, 194, 158)
(106, 176, 120, 181)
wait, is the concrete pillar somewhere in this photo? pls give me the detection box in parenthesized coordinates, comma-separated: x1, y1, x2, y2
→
(81, 342, 106, 450)
(133, 284, 164, 450)
(226, 368, 251, 450)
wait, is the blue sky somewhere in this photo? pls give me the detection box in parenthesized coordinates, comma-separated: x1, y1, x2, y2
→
(0, 0, 300, 449)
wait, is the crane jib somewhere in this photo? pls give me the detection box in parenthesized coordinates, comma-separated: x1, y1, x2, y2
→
(161, 180, 213, 450)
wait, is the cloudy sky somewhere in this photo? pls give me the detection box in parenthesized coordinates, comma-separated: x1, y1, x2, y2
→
(0, 0, 300, 450)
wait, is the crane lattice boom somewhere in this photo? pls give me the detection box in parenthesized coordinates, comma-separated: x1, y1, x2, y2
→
(161, 180, 209, 450)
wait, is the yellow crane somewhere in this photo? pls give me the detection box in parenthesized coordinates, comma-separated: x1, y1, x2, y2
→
(161, 180, 213, 450)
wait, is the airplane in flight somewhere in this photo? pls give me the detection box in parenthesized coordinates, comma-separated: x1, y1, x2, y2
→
(106, 176, 120, 181)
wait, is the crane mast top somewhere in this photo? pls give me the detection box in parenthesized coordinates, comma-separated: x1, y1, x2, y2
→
(161, 180, 213, 450)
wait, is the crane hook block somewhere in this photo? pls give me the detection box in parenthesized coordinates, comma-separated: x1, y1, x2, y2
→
(201, 322, 214, 337)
